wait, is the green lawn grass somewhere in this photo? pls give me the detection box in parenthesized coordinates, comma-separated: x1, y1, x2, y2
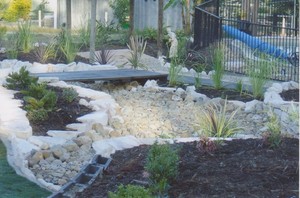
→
(0, 140, 51, 198)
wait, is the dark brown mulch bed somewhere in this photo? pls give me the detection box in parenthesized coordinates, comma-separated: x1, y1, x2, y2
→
(75, 138, 299, 198)
(14, 86, 93, 136)
(280, 89, 299, 102)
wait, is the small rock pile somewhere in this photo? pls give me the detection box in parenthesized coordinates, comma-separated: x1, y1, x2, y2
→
(29, 136, 95, 186)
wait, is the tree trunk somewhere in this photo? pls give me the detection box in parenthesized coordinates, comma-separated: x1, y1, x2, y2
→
(66, 0, 71, 29)
(181, 3, 186, 33)
(157, 0, 164, 57)
(89, 0, 97, 63)
(185, 0, 191, 35)
(129, 0, 135, 37)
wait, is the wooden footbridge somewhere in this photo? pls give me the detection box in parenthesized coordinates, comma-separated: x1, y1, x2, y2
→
(31, 69, 168, 83)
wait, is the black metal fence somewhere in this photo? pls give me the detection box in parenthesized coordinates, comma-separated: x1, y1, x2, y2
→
(193, 0, 299, 82)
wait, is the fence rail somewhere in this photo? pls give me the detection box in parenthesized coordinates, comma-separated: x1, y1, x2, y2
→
(193, 0, 299, 82)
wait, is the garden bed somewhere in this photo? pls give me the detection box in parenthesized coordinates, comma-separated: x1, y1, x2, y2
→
(75, 138, 299, 198)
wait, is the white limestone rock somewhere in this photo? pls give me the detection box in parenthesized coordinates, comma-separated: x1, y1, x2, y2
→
(28, 136, 50, 150)
(245, 100, 261, 112)
(28, 136, 68, 148)
(77, 112, 109, 126)
(92, 135, 141, 157)
(66, 123, 91, 132)
(267, 83, 283, 93)
(264, 91, 284, 104)
(47, 130, 82, 140)
(144, 80, 159, 90)
(28, 62, 49, 73)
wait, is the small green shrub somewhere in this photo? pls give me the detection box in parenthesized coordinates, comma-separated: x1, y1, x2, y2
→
(126, 35, 147, 69)
(108, 184, 153, 198)
(0, 26, 7, 41)
(6, 67, 38, 90)
(195, 99, 242, 138)
(62, 87, 78, 103)
(136, 28, 157, 41)
(109, 0, 129, 27)
(24, 90, 57, 112)
(263, 109, 282, 148)
(3, 0, 32, 21)
(145, 142, 179, 185)
(21, 83, 48, 99)
(27, 108, 49, 123)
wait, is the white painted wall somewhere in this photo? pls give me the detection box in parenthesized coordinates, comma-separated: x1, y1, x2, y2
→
(134, 0, 183, 31)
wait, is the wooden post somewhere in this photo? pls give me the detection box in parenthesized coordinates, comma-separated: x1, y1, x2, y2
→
(157, 0, 164, 57)
(129, 0, 135, 36)
(89, 0, 97, 63)
(66, 0, 71, 29)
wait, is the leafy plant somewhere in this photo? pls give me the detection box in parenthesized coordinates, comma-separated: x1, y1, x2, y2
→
(211, 45, 225, 89)
(16, 20, 33, 53)
(77, 23, 90, 47)
(96, 20, 111, 46)
(62, 87, 78, 103)
(289, 102, 299, 123)
(168, 58, 182, 87)
(92, 47, 113, 65)
(196, 136, 217, 154)
(0, 26, 7, 41)
(5, 67, 38, 90)
(195, 99, 242, 138)
(27, 108, 49, 123)
(24, 90, 57, 111)
(126, 35, 147, 69)
(145, 142, 179, 196)
(136, 28, 157, 41)
(21, 83, 48, 99)
(3, 0, 32, 21)
(246, 58, 274, 99)
(109, 0, 129, 27)
(32, 42, 55, 64)
(263, 109, 282, 148)
(108, 184, 153, 198)
(56, 28, 81, 63)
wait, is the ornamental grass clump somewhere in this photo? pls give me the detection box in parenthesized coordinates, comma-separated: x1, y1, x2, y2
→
(211, 45, 225, 89)
(17, 20, 32, 53)
(92, 47, 113, 65)
(195, 99, 242, 138)
(246, 57, 274, 99)
(32, 42, 55, 64)
(168, 58, 182, 87)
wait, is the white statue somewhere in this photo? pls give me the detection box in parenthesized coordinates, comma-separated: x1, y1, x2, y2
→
(167, 27, 178, 58)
